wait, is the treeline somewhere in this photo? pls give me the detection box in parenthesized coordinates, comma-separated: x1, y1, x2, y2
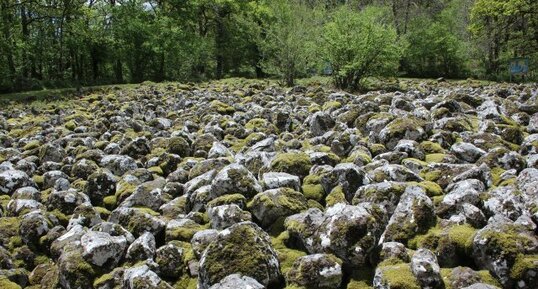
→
(0, 0, 537, 92)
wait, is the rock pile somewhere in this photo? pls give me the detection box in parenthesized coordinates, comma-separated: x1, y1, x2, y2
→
(0, 79, 537, 289)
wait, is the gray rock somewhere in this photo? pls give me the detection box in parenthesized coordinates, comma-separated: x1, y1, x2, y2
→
(100, 154, 138, 176)
(287, 254, 343, 289)
(0, 170, 33, 195)
(207, 204, 252, 230)
(410, 248, 443, 289)
(381, 186, 435, 244)
(81, 231, 127, 267)
(198, 222, 281, 289)
(209, 274, 264, 289)
(248, 188, 307, 228)
(262, 172, 301, 191)
(210, 163, 262, 199)
(126, 232, 156, 261)
(123, 264, 172, 289)
(310, 112, 335, 137)
(451, 142, 486, 163)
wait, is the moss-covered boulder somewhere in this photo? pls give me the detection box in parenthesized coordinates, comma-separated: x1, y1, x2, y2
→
(381, 186, 435, 245)
(472, 215, 538, 288)
(285, 203, 385, 267)
(286, 253, 343, 289)
(198, 222, 282, 289)
(373, 263, 421, 289)
(270, 152, 313, 179)
(247, 188, 308, 230)
(379, 118, 427, 150)
(209, 164, 262, 199)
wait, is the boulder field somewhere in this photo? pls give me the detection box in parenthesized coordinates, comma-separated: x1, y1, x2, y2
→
(0, 79, 537, 289)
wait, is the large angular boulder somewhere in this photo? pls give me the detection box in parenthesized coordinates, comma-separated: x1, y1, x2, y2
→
(210, 164, 262, 199)
(247, 188, 308, 229)
(285, 203, 385, 267)
(0, 170, 33, 195)
(198, 222, 282, 289)
(286, 253, 343, 289)
(381, 186, 435, 245)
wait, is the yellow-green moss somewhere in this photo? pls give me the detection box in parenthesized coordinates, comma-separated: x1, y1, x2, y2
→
(93, 272, 114, 288)
(114, 181, 138, 201)
(345, 151, 372, 165)
(322, 101, 342, 111)
(420, 141, 445, 154)
(103, 195, 117, 210)
(510, 254, 538, 280)
(23, 140, 41, 150)
(32, 175, 44, 187)
(408, 225, 442, 250)
(65, 120, 77, 131)
(477, 270, 501, 287)
(94, 207, 111, 219)
(210, 100, 235, 114)
(417, 181, 443, 197)
(301, 175, 325, 202)
(379, 264, 420, 289)
(271, 232, 307, 274)
(425, 153, 446, 163)
(0, 277, 22, 289)
(174, 276, 198, 289)
(148, 166, 163, 176)
(207, 194, 247, 208)
(447, 224, 477, 253)
(326, 186, 347, 207)
(421, 170, 442, 182)
(271, 152, 312, 178)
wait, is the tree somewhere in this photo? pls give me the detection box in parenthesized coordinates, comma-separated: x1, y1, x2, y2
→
(470, 0, 538, 77)
(402, 15, 468, 78)
(321, 6, 402, 90)
(258, 0, 319, 86)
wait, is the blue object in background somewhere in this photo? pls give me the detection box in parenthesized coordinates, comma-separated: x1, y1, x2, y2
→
(509, 58, 529, 75)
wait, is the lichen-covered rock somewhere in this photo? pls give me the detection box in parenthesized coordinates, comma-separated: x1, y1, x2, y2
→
(247, 188, 308, 229)
(210, 164, 262, 199)
(472, 215, 538, 288)
(198, 222, 282, 289)
(310, 112, 335, 137)
(286, 253, 343, 289)
(0, 170, 33, 195)
(119, 178, 166, 211)
(80, 231, 127, 267)
(85, 169, 117, 206)
(207, 204, 251, 229)
(262, 172, 301, 191)
(410, 249, 443, 289)
(108, 207, 165, 237)
(379, 118, 427, 149)
(285, 203, 385, 267)
(155, 241, 185, 278)
(381, 186, 435, 245)
(123, 264, 173, 289)
(126, 231, 156, 261)
(19, 210, 49, 244)
(164, 218, 204, 242)
(100, 154, 138, 176)
(451, 142, 486, 163)
(191, 229, 219, 258)
(208, 274, 264, 289)
(378, 242, 410, 264)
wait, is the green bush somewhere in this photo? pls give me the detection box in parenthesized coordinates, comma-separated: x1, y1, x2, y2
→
(321, 6, 402, 90)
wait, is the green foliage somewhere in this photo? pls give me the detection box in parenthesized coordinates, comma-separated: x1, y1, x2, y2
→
(321, 6, 402, 90)
(258, 0, 320, 86)
(402, 15, 469, 78)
